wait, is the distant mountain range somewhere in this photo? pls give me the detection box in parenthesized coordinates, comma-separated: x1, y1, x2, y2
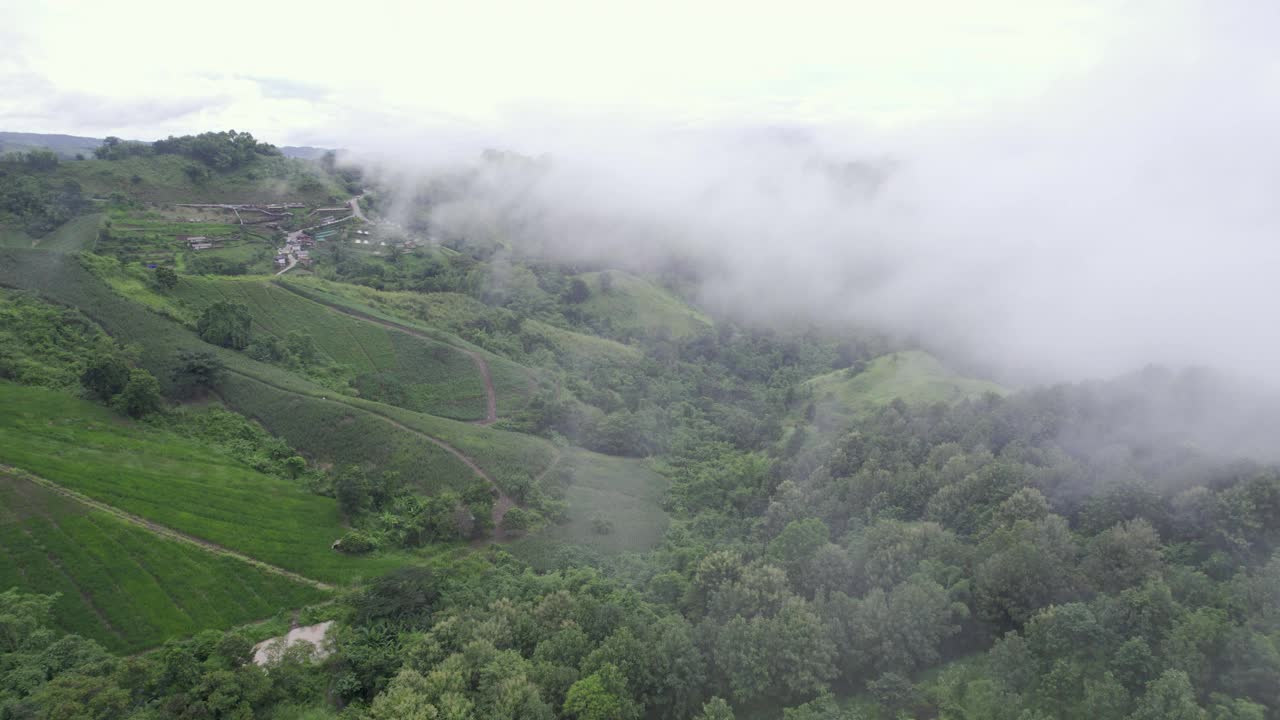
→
(0, 132, 104, 158)
(0, 131, 334, 160)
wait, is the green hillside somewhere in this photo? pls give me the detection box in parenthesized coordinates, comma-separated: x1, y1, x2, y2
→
(0, 468, 324, 653)
(513, 448, 669, 568)
(53, 154, 343, 205)
(283, 276, 642, 375)
(0, 249, 558, 496)
(573, 270, 711, 340)
(0, 213, 102, 252)
(273, 279, 540, 417)
(0, 383, 417, 584)
(175, 277, 493, 421)
(798, 350, 1007, 430)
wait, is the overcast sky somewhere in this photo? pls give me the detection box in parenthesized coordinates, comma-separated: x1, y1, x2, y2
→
(0, 0, 1199, 144)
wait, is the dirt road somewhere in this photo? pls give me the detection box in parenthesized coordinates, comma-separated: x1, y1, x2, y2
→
(3, 465, 333, 591)
(225, 369, 518, 535)
(349, 196, 368, 222)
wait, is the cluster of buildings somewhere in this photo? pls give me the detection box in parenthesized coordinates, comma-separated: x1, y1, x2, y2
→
(274, 232, 316, 269)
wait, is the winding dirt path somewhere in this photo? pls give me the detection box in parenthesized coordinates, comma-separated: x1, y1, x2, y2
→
(1, 465, 333, 591)
(270, 281, 499, 424)
(225, 369, 517, 533)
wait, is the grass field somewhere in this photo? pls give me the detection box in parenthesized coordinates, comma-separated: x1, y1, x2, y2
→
(174, 277, 491, 421)
(281, 276, 639, 384)
(273, 279, 539, 414)
(796, 350, 1008, 432)
(574, 270, 711, 340)
(0, 469, 326, 653)
(0, 213, 103, 252)
(0, 250, 559, 495)
(0, 382, 420, 584)
(512, 449, 669, 567)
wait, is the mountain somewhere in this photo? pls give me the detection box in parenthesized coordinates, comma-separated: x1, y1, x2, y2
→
(279, 145, 335, 160)
(0, 131, 104, 157)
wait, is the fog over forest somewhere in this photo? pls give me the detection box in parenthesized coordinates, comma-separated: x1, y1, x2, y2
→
(341, 3, 1280, 393)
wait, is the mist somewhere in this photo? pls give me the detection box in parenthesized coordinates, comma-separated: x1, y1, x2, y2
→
(333, 3, 1280, 395)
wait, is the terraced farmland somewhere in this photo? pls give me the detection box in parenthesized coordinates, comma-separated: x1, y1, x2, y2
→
(0, 469, 325, 653)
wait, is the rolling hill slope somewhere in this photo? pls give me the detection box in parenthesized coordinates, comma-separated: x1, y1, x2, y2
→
(796, 350, 1007, 432)
(0, 466, 325, 653)
(0, 249, 559, 497)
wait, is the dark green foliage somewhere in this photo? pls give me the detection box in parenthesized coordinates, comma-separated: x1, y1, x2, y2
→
(0, 168, 86, 234)
(151, 130, 281, 170)
(154, 265, 177, 290)
(79, 353, 131, 402)
(115, 367, 163, 417)
(92, 136, 152, 160)
(171, 349, 226, 394)
(196, 300, 252, 349)
(563, 277, 591, 304)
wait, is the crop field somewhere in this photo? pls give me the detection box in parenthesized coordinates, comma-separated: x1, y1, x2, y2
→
(0, 383, 417, 583)
(0, 469, 325, 652)
(512, 448, 669, 568)
(0, 250, 559, 496)
(176, 277, 492, 421)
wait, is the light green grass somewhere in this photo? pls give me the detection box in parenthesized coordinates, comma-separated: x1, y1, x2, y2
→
(575, 270, 711, 340)
(0, 469, 326, 653)
(512, 449, 669, 567)
(0, 249, 561, 497)
(0, 382, 418, 584)
(798, 350, 1007, 431)
(273, 278, 540, 416)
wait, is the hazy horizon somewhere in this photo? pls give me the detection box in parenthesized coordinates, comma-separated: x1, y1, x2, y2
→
(6, 0, 1280, 388)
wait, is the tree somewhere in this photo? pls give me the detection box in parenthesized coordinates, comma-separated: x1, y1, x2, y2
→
(79, 354, 131, 402)
(334, 466, 369, 518)
(1129, 670, 1207, 720)
(766, 518, 829, 580)
(564, 278, 591, 304)
(20, 150, 59, 171)
(196, 301, 252, 349)
(563, 663, 640, 720)
(115, 369, 163, 418)
(171, 349, 225, 395)
(284, 331, 319, 365)
(1084, 519, 1164, 593)
(696, 697, 736, 720)
(599, 271, 614, 294)
(154, 265, 178, 290)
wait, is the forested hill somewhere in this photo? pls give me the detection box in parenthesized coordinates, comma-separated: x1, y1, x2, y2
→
(1, 133, 1278, 720)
